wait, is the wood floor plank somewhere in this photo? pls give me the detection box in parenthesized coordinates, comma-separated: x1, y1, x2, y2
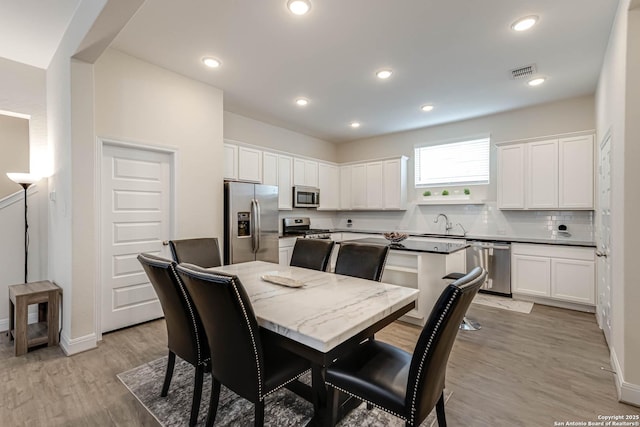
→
(1, 302, 638, 426)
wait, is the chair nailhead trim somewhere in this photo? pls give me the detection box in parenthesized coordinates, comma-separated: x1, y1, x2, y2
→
(325, 383, 407, 421)
(408, 287, 460, 425)
(262, 369, 312, 400)
(170, 263, 206, 366)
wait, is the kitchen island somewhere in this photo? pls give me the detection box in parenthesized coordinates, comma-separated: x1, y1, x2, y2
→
(338, 237, 469, 326)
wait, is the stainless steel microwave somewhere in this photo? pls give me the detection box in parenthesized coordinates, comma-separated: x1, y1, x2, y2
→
(293, 186, 320, 208)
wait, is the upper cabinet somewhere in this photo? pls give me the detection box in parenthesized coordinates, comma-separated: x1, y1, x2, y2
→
(318, 162, 339, 210)
(497, 134, 594, 210)
(262, 151, 294, 210)
(293, 158, 319, 187)
(224, 142, 262, 183)
(345, 156, 408, 211)
(223, 144, 238, 181)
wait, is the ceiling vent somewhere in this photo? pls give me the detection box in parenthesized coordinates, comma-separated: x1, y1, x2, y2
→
(510, 64, 537, 79)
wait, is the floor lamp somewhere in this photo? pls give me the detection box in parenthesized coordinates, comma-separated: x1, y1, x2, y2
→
(7, 173, 40, 283)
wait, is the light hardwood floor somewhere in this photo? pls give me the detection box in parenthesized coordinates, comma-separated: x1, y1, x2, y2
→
(1, 302, 638, 426)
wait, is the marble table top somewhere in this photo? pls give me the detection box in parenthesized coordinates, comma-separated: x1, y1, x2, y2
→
(208, 261, 418, 353)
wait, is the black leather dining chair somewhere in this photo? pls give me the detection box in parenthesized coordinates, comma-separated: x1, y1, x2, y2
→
(169, 237, 222, 268)
(334, 242, 389, 281)
(176, 263, 312, 427)
(290, 238, 335, 271)
(137, 253, 211, 427)
(325, 267, 487, 427)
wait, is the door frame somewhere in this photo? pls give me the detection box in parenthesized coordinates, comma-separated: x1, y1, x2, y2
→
(596, 128, 612, 338)
(95, 137, 178, 340)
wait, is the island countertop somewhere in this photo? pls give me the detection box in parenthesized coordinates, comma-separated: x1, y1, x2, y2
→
(339, 237, 469, 254)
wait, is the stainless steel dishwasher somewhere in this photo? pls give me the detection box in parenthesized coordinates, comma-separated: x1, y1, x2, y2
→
(465, 240, 511, 296)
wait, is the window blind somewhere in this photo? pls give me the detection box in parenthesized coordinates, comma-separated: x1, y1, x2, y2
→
(414, 137, 490, 187)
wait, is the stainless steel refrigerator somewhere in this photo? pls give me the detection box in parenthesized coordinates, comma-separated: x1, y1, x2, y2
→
(224, 181, 279, 264)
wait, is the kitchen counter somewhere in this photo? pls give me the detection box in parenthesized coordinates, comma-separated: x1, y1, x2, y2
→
(339, 237, 469, 255)
(332, 229, 596, 248)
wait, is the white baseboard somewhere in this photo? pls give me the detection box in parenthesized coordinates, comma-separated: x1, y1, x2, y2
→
(59, 331, 97, 356)
(610, 348, 640, 406)
(0, 312, 41, 333)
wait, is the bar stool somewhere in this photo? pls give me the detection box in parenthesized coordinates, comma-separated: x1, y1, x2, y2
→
(443, 272, 481, 331)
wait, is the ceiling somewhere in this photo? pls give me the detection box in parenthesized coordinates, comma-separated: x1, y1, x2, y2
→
(1, 1, 619, 143)
(0, 0, 81, 69)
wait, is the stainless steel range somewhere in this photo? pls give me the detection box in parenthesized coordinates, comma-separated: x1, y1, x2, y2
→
(282, 217, 331, 239)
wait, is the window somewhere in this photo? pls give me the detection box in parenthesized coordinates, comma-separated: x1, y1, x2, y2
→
(414, 137, 490, 187)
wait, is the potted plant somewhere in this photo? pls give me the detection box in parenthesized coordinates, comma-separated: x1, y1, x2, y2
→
(464, 188, 471, 195)
(441, 190, 449, 196)
(423, 190, 431, 197)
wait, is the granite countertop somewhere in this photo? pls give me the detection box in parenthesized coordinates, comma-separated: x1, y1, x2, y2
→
(339, 237, 469, 255)
(331, 229, 596, 248)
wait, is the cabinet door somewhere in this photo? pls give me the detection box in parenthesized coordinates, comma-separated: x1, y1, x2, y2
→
(559, 135, 594, 209)
(527, 140, 558, 209)
(351, 164, 367, 209)
(223, 144, 238, 180)
(512, 254, 550, 296)
(293, 158, 306, 186)
(238, 146, 262, 182)
(318, 163, 339, 210)
(551, 258, 595, 304)
(366, 162, 384, 209)
(305, 160, 319, 188)
(383, 159, 407, 210)
(278, 155, 293, 210)
(497, 144, 525, 209)
(262, 152, 278, 186)
(339, 166, 352, 210)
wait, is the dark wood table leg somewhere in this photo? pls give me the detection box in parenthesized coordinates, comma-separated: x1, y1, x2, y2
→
(307, 363, 331, 427)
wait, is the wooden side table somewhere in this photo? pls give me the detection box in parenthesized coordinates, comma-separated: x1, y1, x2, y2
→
(8, 280, 62, 356)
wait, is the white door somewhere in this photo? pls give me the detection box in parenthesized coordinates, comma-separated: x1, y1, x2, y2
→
(597, 133, 612, 344)
(101, 143, 173, 333)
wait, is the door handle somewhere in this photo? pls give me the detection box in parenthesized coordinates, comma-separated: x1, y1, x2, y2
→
(255, 199, 261, 253)
(162, 241, 169, 246)
(250, 199, 258, 254)
(595, 250, 607, 258)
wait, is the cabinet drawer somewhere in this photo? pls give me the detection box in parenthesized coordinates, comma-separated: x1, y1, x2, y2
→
(512, 243, 594, 260)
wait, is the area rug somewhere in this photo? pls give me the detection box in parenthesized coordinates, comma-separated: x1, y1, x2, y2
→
(472, 293, 534, 314)
(118, 356, 450, 426)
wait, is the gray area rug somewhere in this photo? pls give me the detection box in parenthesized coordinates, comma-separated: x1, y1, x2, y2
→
(118, 356, 450, 426)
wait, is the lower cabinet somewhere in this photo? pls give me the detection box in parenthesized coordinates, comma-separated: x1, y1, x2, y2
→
(279, 237, 297, 266)
(512, 243, 595, 308)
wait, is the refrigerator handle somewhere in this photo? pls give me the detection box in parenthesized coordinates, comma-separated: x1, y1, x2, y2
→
(250, 199, 258, 254)
(255, 199, 262, 253)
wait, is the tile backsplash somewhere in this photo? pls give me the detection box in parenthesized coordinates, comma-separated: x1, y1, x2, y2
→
(286, 201, 594, 242)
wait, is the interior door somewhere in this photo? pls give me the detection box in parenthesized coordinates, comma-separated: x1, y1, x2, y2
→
(597, 133, 612, 344)
(101, 143, 172, 333)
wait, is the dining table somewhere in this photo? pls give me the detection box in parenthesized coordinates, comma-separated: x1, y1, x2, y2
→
(208, 260, 419, 426)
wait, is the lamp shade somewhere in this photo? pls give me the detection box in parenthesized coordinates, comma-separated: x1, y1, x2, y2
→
(6, 173, 41, 185)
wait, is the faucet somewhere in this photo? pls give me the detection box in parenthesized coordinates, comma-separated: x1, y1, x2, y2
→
(434, 213, 453, 235)
(456, 223, 467, 237)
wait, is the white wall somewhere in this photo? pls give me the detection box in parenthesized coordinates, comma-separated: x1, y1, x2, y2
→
(224, 111, 338, 162)
(595, 0, 640, 405)
(0, 114, 30, 199)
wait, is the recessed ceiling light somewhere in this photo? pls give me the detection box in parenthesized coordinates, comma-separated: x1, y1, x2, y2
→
(421, 105, 434, 112)
(511, 15, 538, 32)
(295, 98, 309, 106)
(376, 69, 393, 80)
(527, 77, 546, 86)
(350, 122, 361, 128)
(202, 57, 221, 68)
(287, 0, 311, 15)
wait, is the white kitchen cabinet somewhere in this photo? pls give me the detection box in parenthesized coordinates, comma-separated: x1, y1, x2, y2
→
(339, 166, 352, 210)
(512, 243, 595, 308)
(263, 152, 293, 210)
(293, 158, 319, 187)
(278, 155, 293, 210)
(237, 146, 262, 183)
(559, 135, 594, 209)
(528, 140, 558, 209)
(350, 164, 367, 209)
(366, 162, 384, 209)
(383, 158, 408, 210)
(497, 133, 594, 210)
(318, 162, 339, 210)
(497, 144, 525, 209)
(262, 152, 278, 186)
(279, 237, 297, 266)
(223, 144, 238, 180)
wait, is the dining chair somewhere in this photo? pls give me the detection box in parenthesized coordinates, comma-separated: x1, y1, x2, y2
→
(137, 253, 211, 427)
(175, 263, 312, 427)
(290, 238, 335, 271)
(169, 237, 222, 268)
(325, 267, 487, 427)
(443, 272, 481, 330)
(334, 242, 389, 281)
